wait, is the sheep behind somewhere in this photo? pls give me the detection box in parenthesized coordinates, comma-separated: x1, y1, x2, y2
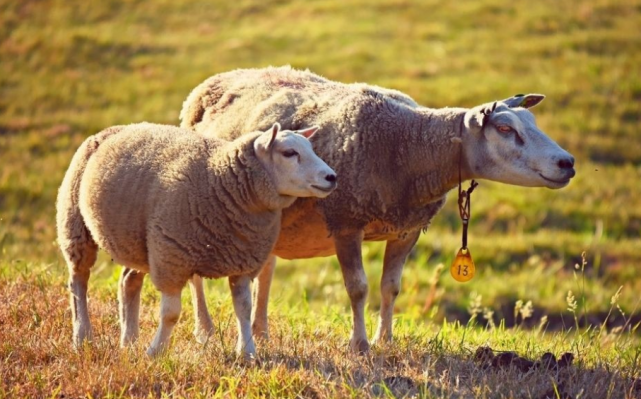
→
(176, 66, 575, 353)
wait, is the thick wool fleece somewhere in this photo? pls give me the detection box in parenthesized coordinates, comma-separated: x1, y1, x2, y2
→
(57, 125, 125, 274)
(65, 123, 290, 292)
(180, 66, 469, 236)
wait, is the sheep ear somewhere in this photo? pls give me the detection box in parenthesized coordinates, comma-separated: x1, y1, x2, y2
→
(298, 125, 319, 140)
(464, 102, 498, 133)
(464, 105, 489, 133)
(266, 122, 281, 149)
(502, 93, 545, 109)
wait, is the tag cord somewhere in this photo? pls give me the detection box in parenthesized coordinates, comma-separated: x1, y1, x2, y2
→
(458, 145, 478, 249)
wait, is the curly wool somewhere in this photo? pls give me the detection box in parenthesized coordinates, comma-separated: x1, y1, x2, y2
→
(180, 66, 469, 236)
(61, 123, 290, 291)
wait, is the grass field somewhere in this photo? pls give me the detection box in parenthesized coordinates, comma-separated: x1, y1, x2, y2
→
(2, 0, 641, 397)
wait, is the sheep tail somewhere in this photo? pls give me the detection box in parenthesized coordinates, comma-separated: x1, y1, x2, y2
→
(56, 126, 125, 271)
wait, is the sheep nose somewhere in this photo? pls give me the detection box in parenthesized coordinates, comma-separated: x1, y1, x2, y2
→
(325, 173, 337, 189)
(557, 156, 575, 170)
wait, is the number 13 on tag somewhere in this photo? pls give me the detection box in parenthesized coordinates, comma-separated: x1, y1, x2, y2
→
(450, 247, 475, 282)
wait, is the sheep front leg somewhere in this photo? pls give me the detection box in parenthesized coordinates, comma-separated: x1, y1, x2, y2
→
(189, 275, 214, 344)
(251, 255, 276, 340)
(119, 268, 145, 346)
(334, 230, 370, 353)
(147, 290, 182, 357)
(229, 274, 256, 359)
(373, 231, 421, 345)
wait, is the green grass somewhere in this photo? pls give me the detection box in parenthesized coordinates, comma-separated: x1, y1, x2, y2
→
(2, 0, 641, 397)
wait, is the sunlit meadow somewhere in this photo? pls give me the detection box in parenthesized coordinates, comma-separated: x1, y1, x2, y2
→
(2, 0, 641, 397)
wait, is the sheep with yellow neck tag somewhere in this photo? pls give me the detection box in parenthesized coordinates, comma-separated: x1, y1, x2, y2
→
(129, 66, 576, 354)
(176, 66, 576, 353)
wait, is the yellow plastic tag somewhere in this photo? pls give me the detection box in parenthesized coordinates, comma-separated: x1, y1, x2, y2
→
(450, 247, 475, 282)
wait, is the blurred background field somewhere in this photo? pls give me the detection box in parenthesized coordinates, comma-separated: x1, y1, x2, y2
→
(1, 0, 641, 396)
(2, 0, 640, 325)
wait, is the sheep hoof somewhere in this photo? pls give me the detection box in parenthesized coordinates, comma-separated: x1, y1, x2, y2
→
(236, 349, 259, 364)
(72, 339, 93, 352)
(251, 324, 270, 342)
(120, 331, 139, 347)
(372, 335, 392, 347)
(193, 328, 213, 345)
(72, 329, 93, 350)
(146, 345, 166, 358)
(349, 338, 371, 354)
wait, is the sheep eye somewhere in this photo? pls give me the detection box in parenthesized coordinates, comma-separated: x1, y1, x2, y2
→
(497, 125, 514, 134)
(282, 149, 299, 158)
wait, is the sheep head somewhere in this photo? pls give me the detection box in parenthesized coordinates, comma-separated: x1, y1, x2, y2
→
(462, 94, 575, 189)
(254, 123, 337, 199)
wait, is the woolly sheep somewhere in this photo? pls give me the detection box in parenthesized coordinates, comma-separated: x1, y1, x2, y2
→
(56, 122, 337, 357)
(161, 66, 575, 353)
(175, 66, 576, 353)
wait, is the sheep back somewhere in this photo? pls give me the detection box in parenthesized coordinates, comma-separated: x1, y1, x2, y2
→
(181, 67, 461, 236)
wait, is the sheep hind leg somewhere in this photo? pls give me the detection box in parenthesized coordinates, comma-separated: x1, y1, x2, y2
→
(334, 230, 370, 354)
(189, 275, 214, 344)
(63, 238, 98, 348)
(119, 268, 145, 346)
(147, 290, 182, 357)
(229, 274, 256, 359)
(372, 231, 421, 345)
(251, 255, 276, 340)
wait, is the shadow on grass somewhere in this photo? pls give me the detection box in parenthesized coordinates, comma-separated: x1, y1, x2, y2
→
(256, 347, 641, 398)
(443, 301, 641, 334)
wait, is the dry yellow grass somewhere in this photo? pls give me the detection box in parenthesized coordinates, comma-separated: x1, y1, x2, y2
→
(2, 270, 640, 398)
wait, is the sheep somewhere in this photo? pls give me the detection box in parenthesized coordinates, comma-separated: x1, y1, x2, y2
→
(56, 121, 337, 357)
(137, 66, 574, 353)
(174, 66, 576, 353)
